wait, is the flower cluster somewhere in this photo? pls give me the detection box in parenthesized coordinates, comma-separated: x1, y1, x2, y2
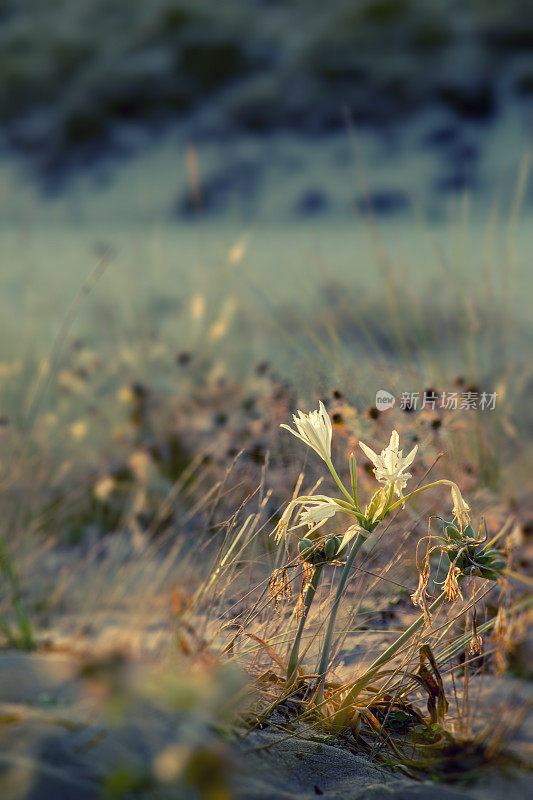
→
(276, 401, 472, 549)
(273, 400, 505, 700)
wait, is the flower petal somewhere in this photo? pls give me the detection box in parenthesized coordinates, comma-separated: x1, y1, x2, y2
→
(339, 525, 363, 551)
(402, 444, 418, 470)
(389, 430, 400, 450)
(359, 441, 379, 466)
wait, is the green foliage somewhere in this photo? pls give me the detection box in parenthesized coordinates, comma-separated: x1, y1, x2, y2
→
(442, 519, 506, 580)
(101, 766, 154, 798)
(0, 536, 35, 650)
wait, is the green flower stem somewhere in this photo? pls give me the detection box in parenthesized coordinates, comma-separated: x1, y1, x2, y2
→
(335, 505, 366, 525)
(387, 480, 454, 514)
(334, 499, 360, 511)
(349, 453, 358, 506)
(287, 564, 324, 685)
(314, 531, 368, 703)
(326, 458, 357, 507)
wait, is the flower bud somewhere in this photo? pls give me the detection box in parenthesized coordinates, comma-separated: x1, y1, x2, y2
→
(324, 537, 337, 560)
(298, 538, 315, 561)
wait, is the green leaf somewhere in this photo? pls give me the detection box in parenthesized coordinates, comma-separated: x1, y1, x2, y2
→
(349, 453, 358, 506)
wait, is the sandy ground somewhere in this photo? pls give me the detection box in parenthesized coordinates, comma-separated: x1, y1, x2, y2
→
(235, 727, 531, 800)
(0, 645, 530, 800)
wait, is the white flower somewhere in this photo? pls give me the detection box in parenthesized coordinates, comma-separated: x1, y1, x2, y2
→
(273, 493, 339, 544)
(280, 401, 332, 463)
(292, 496, 339, 534)
(359, 430, 417, 498)
(433, 480, 471, 531)
(450, 483, 470, 530)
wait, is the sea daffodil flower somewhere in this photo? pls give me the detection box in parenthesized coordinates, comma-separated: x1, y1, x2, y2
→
(293, 496, 340, 535)
(359, 430, 417, 499)
(281, 401, 332, 463)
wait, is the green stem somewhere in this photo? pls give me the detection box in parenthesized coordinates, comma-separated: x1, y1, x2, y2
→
(314, 531, 368, 703)
(287, 564, 324, 685)
(387, 480, 456, 515)
(326, 458, 357, 507)
(349, 453, 358, 507)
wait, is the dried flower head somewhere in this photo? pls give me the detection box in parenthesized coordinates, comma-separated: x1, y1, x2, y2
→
(411, 561, 431, 624)
(469, 609, 483, 654)
(442, 563, 463, 602)
(410, 530, 434, 622)
(268, 566, 293, 611)
(295, 563, 316, 618)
